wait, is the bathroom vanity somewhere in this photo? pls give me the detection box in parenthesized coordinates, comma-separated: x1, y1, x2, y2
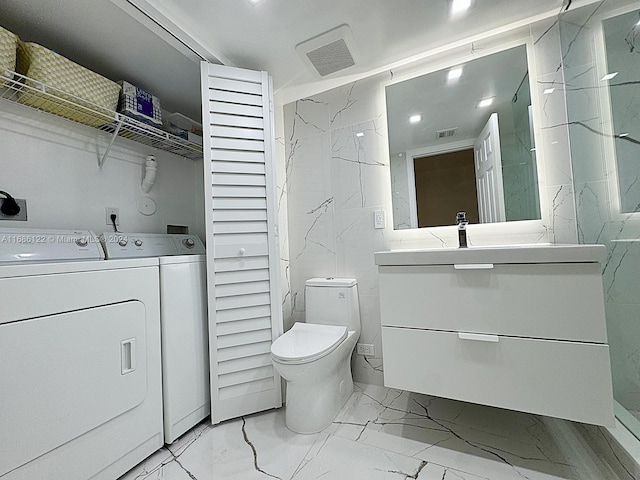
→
(375, 245, 614, 426)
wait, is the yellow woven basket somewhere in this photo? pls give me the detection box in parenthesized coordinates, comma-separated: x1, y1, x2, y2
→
(0, 26, 18, 84)
(16, 41, 121, 127)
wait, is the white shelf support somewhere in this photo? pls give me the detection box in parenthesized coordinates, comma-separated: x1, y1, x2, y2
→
(98, 118, 124, 169)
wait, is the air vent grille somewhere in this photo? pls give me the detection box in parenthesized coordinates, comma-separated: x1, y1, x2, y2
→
(436, 127, 458, 139)
(296, 25, 359, 78)
(306, 38, 355, 77)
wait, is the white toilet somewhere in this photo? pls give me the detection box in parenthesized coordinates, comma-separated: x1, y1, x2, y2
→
(271, 277, 361, 434)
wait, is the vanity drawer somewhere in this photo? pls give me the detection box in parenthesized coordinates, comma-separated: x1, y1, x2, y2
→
(378, 263, 607, 343)
(381, 326, 614, 426)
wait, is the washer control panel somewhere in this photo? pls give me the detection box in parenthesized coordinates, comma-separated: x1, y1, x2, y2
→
(100, 233, 204, 259)
(0, 228, 104, 264)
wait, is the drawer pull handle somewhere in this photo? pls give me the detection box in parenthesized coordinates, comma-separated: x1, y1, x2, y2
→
(454, 263, 494, 270)
(458, 332, 499, 343)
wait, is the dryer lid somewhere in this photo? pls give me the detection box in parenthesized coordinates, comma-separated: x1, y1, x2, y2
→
(271, 322, 347, 363)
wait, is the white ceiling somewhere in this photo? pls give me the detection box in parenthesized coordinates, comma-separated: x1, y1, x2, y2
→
(0, 0, 571, 123)
(141, 0, 564, 101)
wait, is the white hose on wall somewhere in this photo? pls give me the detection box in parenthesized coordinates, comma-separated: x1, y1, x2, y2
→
(141, 155, 157, 193)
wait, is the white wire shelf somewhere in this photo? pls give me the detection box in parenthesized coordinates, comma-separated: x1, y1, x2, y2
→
(0, 70, 203, 163)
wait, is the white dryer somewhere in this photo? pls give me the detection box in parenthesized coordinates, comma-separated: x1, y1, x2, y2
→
(101, 232, 209, 444)
(0, 228, 163, 480)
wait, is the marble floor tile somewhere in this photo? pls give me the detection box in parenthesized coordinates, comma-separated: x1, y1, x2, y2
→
(291, 432, 433, 479)
(118, 447, 175, 480)
(119, 383, 625, 480)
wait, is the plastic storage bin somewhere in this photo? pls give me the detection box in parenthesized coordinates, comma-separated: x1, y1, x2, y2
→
(164, 112, 203, 144)
(15, 41, 121, 126)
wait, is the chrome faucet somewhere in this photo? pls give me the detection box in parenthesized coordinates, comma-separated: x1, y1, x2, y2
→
(456, 211, 468, 248)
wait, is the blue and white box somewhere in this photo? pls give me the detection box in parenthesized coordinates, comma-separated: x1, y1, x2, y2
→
(118, 80, 162, 126)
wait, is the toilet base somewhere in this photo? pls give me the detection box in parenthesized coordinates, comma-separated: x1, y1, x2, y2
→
(274, 332, 358, 434)
(285, 356, 353, 434)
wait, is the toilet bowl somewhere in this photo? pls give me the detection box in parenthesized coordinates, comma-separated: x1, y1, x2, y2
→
(271, 278, 361, 434)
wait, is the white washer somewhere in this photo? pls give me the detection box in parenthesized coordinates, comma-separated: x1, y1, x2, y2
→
(0, 228, 163, 480)
(101, 232, 209, 444)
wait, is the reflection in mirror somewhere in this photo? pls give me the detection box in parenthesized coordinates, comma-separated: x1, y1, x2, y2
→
(603, 10, 640, 214)
(386, 44, 541, 229)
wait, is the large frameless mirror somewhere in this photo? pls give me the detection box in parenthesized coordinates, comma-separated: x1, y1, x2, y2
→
(385, 44, 541, 229)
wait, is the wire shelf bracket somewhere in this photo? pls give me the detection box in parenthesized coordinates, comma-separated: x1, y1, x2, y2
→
(98, 118, 124, 169)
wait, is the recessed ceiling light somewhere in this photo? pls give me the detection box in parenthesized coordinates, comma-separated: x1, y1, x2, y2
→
(409, 114, 422, 124)
(450, 0, 473, 15)
(601, 72, 618, 81)
(447, 67, 463, 82)
(355, 132, 364, 137)
(543, 88, 555, 95)
(248, 0, 263, 3)
(476, 97, 495, 108)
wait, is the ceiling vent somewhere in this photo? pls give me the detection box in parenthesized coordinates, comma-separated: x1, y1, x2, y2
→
(436, 127, 458, 139)
(296, 25, 359, 77)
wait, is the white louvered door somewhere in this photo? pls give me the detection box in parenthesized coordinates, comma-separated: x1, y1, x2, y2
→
(201, 63, 282, 424)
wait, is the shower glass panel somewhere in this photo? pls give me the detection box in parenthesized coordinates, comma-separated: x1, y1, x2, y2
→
(560, 1, 640, 438)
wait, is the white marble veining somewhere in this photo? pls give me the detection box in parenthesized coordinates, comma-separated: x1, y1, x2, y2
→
(119, 384, 629, 480)
(331, 119, 388, 211)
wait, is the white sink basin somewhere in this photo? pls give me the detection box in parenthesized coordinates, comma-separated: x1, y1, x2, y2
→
(374, 244, 606, 266)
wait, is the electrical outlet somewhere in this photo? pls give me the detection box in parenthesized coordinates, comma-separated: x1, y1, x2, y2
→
(0, 198, 27, 221)
(106, 207, 119, 225)
(374, 209, 385, 229)
(356, 343, 375, 356)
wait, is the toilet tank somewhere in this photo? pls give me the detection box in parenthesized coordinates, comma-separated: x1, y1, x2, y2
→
(305, 278, 360, 333)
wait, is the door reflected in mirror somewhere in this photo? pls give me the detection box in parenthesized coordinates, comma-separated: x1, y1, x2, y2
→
(386, 44, 541, 229)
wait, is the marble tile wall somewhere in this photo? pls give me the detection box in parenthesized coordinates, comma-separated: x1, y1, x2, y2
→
(274, 98, 293, 333)
(281, 14, 580, 385)
(559, 0, 640, 420)
(389, 152, 412, 229)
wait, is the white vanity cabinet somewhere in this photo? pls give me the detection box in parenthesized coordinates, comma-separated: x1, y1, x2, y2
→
(375, 245, 614, 426)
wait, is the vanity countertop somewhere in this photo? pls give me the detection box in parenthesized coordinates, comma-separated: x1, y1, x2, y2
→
(374, 244, 606, 266)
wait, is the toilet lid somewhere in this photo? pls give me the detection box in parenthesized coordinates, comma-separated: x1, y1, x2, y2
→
(271, 322, 348, 363)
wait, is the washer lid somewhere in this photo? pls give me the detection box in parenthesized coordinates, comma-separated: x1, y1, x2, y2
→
(305, 277, 357, 287)
(271, 323, 347, 363)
